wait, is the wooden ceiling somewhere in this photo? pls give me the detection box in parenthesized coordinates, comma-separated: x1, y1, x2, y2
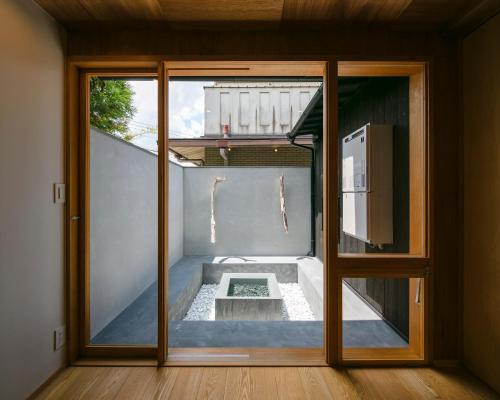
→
(35, 0, 499, 33)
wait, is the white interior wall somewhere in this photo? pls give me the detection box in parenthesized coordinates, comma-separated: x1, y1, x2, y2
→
(0, 1, 65, 399)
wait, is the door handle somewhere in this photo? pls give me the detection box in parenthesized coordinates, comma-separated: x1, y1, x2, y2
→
(415, 278, 421, 304)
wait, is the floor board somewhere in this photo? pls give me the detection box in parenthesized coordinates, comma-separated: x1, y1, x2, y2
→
(34, 366, 499, 399)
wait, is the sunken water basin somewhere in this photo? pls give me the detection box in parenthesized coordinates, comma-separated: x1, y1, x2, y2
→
(215, 273, 282, 320)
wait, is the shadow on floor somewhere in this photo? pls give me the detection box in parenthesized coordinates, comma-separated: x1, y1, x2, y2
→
(92, 279, 407, 349)
(91, 281, 324, 348)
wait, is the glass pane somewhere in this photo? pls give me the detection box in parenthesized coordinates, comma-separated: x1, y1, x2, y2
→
(167, 77, 325, 349)
(342, 277, 411, 348)
(338, 77, 410, 254)
(89, 77, 158, 345)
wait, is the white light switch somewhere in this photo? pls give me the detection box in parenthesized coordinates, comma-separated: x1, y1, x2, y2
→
(54, 326, 65, 351)
(54, 183, 66, 203)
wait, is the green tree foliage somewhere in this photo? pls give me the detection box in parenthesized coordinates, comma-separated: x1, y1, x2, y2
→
(90, 77, 136, 135)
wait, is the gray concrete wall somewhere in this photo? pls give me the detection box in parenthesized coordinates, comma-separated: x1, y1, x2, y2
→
(90, 128, 159, 337)
(203, 263, 298, 283)
(89, 136, 309, 335)
(183, 167, 310, 256)
(169, 162, 184, 266)
(90, 129, 185, 337)
(0, 1, 65, 398)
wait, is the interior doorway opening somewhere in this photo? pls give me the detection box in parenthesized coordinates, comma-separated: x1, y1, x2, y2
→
(70, 60, 427, 365)
(164, 64, 327, 362)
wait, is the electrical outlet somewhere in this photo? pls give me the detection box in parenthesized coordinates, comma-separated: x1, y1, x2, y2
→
(54, 183, 66, 203)
(54, 326, 65, 351)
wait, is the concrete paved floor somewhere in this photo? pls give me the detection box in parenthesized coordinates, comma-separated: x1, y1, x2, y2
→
(91, 281, 323, 347)
(92, 263, 408, 348)
(342, 282, 408, 348)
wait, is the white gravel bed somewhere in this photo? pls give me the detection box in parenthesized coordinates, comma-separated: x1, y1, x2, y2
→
(183, 284, 218, 320)
(279, 283, 315, 320)
(183, 283, 316, 321)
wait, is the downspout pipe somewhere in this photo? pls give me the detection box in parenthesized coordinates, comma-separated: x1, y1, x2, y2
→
(286, 83, 323, 257)
(287, 132, 316, 257)
(220, 124, 230, 166)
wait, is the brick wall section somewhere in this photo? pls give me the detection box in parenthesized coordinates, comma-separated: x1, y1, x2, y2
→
(205, 145, 311, 166)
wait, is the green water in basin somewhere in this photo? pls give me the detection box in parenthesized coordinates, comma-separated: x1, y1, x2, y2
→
(227, 279, 270, 297)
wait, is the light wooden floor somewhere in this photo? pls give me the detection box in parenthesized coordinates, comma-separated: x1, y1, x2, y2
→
(35, 366, 499, 399)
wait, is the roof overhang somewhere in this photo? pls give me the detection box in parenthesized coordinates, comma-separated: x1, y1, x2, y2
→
(169, 136, 312, 147)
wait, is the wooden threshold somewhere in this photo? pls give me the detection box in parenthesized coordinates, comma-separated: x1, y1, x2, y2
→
(165, 348, 327, 366)
(82, 345, 157, 358)
(72, 358, 157, 367)
(342, 347, 424, 365)
(70, 348, 327, 367)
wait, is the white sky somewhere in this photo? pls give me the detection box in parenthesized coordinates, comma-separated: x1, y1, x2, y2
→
(129, 80, 158, 127)
(125, 80, 211, 152)
(168, 80, 212, 138)
(127, 80, 158, 152)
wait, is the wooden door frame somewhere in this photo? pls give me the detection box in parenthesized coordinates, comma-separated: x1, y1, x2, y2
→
(66, 57, 332, 366)
(161, 60, 330, 366)
(78, 68, 160, 359)
(66, 58, 164, 363)
(336, 60, 430, 365)
(65, 56, 430, 367)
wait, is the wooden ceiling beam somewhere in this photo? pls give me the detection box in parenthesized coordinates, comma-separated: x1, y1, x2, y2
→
(281, 0, 339, 21)
(447, 0, 500, 36)
(34, 0, 94, 22)
(282, 0, 413, 22)
(344, 0, 413, 21)
(34, 0, 496, 33)
(159, 0, 284, 22)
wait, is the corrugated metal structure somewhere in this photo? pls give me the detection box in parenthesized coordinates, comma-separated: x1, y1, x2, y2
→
(204, 81, 321, 136)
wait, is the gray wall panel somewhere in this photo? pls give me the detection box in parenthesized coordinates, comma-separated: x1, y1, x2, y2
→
(183, 167, 310, 256)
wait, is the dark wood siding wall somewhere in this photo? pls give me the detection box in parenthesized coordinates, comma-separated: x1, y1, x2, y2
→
(66, 28, 462, 361)
(338, 78, 410, 337)
(344, 277, 409, 340)
(338, 77, 409, 254)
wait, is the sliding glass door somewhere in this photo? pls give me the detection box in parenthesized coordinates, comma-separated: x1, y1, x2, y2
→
(336, 62, 428, 363)
(73, 60, 428, 365)
(81, 71, 159, 356)
(162, 62, 328, 364)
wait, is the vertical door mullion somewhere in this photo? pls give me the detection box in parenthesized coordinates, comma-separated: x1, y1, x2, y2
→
(324, 59, 340, 366)
(80, 71, 91, 353)
(158, 62, 169, 365)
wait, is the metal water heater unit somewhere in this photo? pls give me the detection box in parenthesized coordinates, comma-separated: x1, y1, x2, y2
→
(342, 123, 393, 247)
